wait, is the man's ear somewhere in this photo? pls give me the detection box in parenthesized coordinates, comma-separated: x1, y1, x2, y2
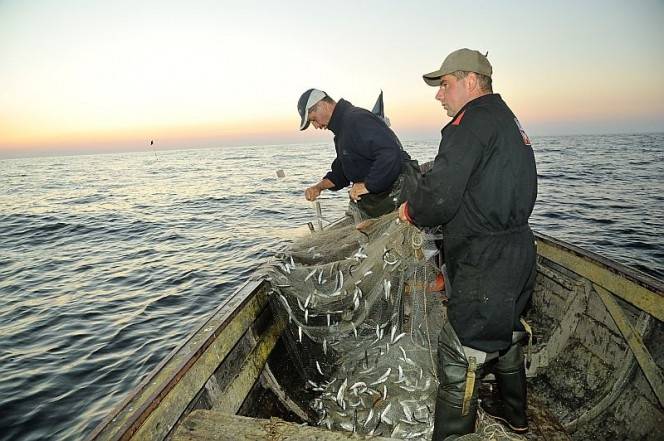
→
(466, 72, 478, 92)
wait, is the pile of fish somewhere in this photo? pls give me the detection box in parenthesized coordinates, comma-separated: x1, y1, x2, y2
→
(302, 328, 437, 440)
(263, 217, 441, 440)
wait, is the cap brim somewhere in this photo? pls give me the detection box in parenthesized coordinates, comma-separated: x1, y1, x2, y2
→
(300, 116, 310, 130)
(423, 69, 444, 86)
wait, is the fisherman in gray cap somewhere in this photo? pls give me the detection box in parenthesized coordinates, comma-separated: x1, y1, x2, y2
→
(398, 48, 538, 439)
(297, 88, 415, 219)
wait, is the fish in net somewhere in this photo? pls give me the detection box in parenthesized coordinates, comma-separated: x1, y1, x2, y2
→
(262, 211, 446, 439)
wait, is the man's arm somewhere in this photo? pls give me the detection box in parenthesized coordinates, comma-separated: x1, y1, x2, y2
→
(305, 178, 336, 201)
(405, 126, 484, 227)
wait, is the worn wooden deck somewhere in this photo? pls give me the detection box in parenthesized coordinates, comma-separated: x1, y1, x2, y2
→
(170, 392, 571, 441)
(171, 411, 396, 441)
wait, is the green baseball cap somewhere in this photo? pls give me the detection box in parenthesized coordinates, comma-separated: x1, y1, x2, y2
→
(423, 48, 492, 86)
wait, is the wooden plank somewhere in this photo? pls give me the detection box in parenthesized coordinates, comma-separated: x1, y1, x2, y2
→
(260, 364, 311, 421)
(87, 279, 268, 441)
(536, 235, 664, 322)
(594, 284, 664, 407)
(213, 317, 286, 414)
(526, 281, 588, 377)
(172, 410, 397, 441)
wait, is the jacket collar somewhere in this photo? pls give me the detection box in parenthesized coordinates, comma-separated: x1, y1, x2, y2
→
(453, 93, 500, 119)
(328, 99, 351, 134)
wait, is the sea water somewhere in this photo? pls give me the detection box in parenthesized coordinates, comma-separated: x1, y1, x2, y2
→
(0, 133, 662, 440)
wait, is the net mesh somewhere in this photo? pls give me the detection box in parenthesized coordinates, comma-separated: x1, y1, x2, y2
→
(261, 210, 445, 439)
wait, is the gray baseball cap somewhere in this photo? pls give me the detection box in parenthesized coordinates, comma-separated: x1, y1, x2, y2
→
(298, 88, 328, 130)
(423, 48, 492, 86)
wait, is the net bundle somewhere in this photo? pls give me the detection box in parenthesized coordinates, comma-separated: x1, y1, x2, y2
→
(263, 210, 446, 440)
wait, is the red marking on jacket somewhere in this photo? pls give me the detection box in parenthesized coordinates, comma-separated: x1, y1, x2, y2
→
(452, 110, 466, 126)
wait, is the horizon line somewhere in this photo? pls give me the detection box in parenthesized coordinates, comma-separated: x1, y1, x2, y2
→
(1, 130, 663, 161)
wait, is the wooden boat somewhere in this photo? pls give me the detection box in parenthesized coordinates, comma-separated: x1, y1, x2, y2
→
(86, 217, 664, 441)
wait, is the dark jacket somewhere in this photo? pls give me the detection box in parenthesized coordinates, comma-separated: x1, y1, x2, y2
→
(406, 93, 538, 352)
(324, 99, 410, 193)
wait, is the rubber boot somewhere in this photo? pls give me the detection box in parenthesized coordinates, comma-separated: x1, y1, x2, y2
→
(432, 322, 481, 441)
(481, 343, 528, 433)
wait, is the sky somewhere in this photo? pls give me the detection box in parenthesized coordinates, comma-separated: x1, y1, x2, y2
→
(1, 0, 663, 157)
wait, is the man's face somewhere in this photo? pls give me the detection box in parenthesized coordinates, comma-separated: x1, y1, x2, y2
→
(308, 102, 332, 130)
(435, 74, 470, 117)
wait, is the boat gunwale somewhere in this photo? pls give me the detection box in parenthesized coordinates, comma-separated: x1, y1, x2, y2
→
(86, 278, 267, 441)
(87, 220, 663, 441)
(535, 232, 663, 297)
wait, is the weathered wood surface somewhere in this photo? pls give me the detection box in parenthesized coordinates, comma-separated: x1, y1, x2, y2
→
(171, 411, 397, 441)
(594, 284, 664, 407)
(527, 395, 573, 441)
(535, 233, 664, 321)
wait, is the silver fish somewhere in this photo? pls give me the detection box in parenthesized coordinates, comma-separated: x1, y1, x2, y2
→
(401, 402, 412, 421)
(278, 294, 291, 312)
(392, 332, 406, 344)
(340, 421, 354, 432)
(349, 398, 363, 408)
(316, 360, 324, 376)
(349, 381, 367, 390)
(364, 408, 375, 427)
(380, 403, 393, 424)
(370, 368, 391, 385)
(337, 378, 348, 408)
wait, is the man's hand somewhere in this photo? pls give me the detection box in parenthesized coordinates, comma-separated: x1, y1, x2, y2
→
(304, 178, 335, 202)
(305, 185, 322, 201)
(349, 182, 369, 201)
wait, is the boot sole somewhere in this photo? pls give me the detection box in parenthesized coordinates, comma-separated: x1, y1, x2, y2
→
(484, 412, 528, 433)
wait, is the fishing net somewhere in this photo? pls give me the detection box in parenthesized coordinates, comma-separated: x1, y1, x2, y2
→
(262, 209, 446, 440)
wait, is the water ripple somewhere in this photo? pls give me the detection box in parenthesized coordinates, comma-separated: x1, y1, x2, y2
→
(0, 134, 662, 440)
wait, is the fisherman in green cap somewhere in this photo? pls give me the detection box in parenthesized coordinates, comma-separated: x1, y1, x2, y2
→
(398, 48, 538, 440)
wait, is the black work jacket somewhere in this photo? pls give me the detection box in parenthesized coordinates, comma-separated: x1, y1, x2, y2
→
(324, 99, 410, 193)
(406, 93, 538, 352)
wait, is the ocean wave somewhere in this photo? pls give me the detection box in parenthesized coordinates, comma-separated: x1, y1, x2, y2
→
(0, 134, 662, 441)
